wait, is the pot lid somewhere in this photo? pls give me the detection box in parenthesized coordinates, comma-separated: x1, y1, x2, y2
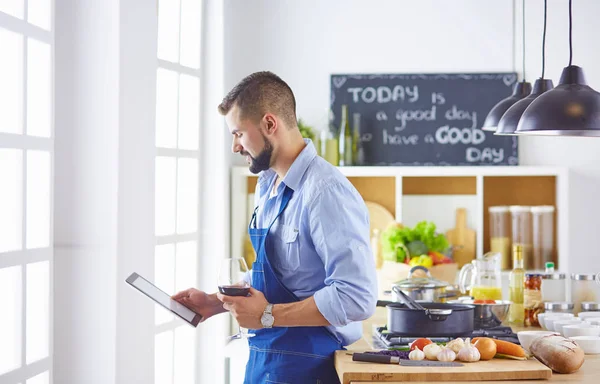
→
(393, 266, 449, 289)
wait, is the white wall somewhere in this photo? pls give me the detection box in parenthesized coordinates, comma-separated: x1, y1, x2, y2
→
(223, 0, 600, 274)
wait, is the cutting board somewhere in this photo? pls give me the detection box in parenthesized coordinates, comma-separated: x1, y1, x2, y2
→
(335, 351, 552, 383)
(446, 208, 476, 268)
(365, 201, 396, 270)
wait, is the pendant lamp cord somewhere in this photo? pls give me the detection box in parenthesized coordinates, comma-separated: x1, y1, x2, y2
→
(542, 0, 547, 79)
(569, 0, 573, 66)
(522, 0, 526, 81)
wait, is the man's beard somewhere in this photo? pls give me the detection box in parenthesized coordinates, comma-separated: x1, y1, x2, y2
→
(244, 135, 273, 174)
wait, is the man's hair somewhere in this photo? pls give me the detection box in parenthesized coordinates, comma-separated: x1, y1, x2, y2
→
(218, 71, 297, 128)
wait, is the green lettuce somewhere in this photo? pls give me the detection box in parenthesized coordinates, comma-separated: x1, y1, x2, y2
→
(380, 221, 449, 263)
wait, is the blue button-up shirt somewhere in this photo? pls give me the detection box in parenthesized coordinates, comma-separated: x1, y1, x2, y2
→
(246, 139, 378, 346)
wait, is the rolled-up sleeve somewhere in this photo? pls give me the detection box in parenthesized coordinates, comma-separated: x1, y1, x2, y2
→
(309, 182, 378, 327)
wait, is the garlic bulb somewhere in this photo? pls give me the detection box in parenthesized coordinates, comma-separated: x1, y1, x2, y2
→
(409, 346, 425, 361)
(457, 338, 481, 362)
(446, 338, 465, 354)
(423, 343, 443, 360)
(437, 347, 457, 362)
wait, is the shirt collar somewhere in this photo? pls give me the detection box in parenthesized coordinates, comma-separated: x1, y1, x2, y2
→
(282, 139, 316, 191)
(257, 138, 316, 192)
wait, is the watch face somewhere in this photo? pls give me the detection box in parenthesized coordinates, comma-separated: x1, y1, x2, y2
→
(261, 313, 274, 328)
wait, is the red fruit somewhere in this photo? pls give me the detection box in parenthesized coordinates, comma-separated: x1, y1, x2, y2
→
(410, 338, 433, 351)
(428, 251, 446, 265)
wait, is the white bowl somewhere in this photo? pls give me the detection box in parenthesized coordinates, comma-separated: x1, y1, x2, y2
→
(571, 336, 600, 354)
(538, 315, 547, 329)
(585, 319, 600, 327)
(517, 331, 558, 352)
(578, 312, 600, 321)
(563, 323, 600, 338)
(545, 314, 575, 331)
(554, 319, 584, 335)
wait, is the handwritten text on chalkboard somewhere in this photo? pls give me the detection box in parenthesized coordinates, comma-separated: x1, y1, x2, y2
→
(330, 74, 518, 166)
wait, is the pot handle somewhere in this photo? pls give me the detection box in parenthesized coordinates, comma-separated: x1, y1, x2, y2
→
(408, 265, 432, 278)
(425, 308, 453, 321)
(458, 263, 474, 294)
(376, 300, 395, 307)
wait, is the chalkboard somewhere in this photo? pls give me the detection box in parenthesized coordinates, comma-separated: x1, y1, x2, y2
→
(329, 73, 519, 166)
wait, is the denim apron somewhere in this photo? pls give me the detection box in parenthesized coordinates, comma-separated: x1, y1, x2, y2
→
(245, 185, 343, 384)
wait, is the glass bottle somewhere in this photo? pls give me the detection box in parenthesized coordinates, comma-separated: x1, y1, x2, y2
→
(352, 112, 365, 166)
(509, 244, 525, 324)
(338, 105, 352, 166)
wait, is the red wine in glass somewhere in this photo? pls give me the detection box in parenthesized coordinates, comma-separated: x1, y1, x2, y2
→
(218, 257, 254, 340)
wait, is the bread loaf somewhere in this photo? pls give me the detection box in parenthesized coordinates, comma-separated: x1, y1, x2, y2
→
(529, 334, 585, 374)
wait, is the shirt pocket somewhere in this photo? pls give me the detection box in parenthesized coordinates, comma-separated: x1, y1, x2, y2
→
(274, 224, 301, 272)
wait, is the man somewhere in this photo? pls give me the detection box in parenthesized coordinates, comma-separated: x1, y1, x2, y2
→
(172, 71, 377, 383)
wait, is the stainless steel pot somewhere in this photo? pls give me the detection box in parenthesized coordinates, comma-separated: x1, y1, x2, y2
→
(448, 298, 511, 329)
(392, 266, 449, 302)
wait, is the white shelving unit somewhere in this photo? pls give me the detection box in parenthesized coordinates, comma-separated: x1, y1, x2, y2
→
(231, 165, 570, 272)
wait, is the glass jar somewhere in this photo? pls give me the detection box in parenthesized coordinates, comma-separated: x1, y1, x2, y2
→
(541, 273, 567, 303)
(489, 206, 511, 271)
(524, 273, 543, 327)
(581, 302, 600, 312)
(544, 302, 574, 314)
(531, 206, 555, 270)
(510, 206, 533, 270)
(571, 273, 600, 314)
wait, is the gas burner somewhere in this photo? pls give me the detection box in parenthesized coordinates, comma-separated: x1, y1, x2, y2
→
(374, 326, 520, 348)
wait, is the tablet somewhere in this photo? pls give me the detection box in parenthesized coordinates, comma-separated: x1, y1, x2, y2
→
(126, 272, 202, 327)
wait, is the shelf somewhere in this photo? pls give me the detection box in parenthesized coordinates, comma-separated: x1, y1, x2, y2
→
(231, 165, 569, 273)
(483, 176, 559, 268)
(403, 176, 476, 195)
(347, 177, 395, 217)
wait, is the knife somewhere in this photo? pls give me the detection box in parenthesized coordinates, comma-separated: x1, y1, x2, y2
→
(352, 353, 463, 367)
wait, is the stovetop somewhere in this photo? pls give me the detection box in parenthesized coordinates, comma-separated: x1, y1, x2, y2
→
(373, 326, 520, 348)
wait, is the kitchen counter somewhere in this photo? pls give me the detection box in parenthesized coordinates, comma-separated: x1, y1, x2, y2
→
(341, 307, 599, 383)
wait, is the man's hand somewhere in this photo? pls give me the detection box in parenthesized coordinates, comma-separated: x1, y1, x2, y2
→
(171, 288, 225, 321)
(217, 287, 268, 329)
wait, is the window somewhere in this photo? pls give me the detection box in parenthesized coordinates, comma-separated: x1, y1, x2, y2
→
(0, 1, 54, 383)
(154, 0, 202, 383)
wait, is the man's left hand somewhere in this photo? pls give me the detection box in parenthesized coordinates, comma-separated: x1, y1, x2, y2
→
(217, 287, 268, 329)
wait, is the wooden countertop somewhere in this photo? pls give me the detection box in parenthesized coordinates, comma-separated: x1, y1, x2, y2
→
(341, 307, 599, 383)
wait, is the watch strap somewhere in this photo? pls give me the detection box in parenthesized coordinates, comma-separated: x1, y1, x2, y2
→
(264, 303, 273, 315)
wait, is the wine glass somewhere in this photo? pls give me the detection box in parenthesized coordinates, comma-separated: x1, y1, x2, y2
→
(218, 257, 253, 341)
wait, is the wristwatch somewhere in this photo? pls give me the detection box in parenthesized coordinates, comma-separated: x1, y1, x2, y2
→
(261, 303, 274, 328)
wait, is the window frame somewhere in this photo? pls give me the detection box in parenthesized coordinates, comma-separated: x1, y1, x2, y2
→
(0, 1, 55, 383)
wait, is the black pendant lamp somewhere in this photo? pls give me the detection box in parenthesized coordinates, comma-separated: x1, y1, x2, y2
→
(496, 0, 554, 136)
(515, 0, 600, 136)
(482, 1, 532, 132)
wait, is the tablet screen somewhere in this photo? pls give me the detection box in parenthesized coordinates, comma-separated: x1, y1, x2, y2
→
(126, 272, 202, 327)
